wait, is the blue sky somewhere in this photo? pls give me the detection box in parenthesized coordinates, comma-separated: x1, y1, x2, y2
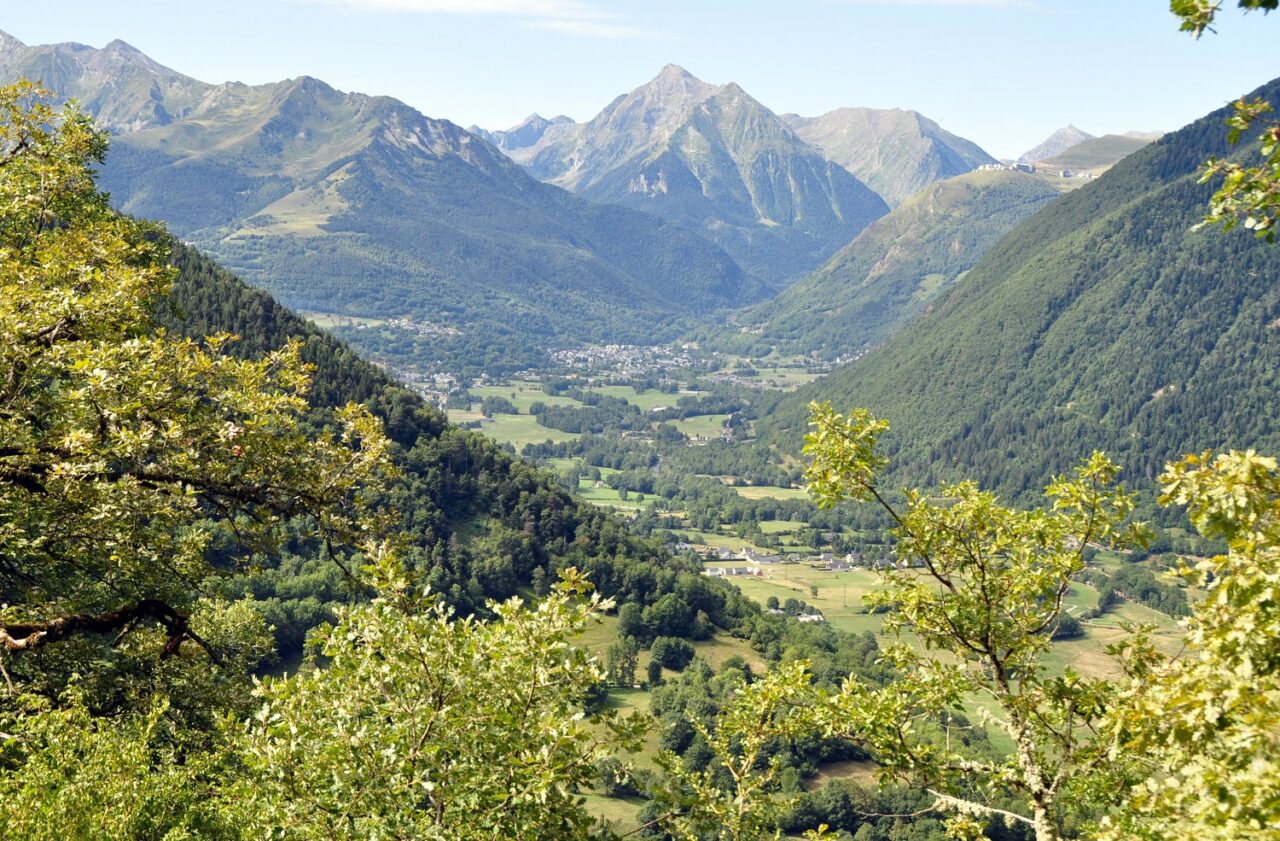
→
(2, 1, 1276, 158)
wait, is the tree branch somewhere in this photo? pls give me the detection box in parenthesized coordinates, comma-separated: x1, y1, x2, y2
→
(0, 598, 221, 662)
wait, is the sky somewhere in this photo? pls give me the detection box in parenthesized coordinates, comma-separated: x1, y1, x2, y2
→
(1, 1, 1277, 159)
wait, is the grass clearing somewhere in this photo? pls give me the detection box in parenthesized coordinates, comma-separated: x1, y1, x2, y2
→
(583, 794, 642, 835)
(578, 478, 654, 511)
(589, 385, 683, 413)
(733, 485, 810, 501)
(300, 311, 387, 329)
(479, 413, 578, 448)
(671, 414, 729, 438)
(747, 367, 823, 388)
(470, 382, 583, 411)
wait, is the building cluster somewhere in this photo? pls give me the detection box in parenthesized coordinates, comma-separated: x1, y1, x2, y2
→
(550, 343, 693, 376)
(383, 317, 462, 337)
(978, 162, 1098, 180)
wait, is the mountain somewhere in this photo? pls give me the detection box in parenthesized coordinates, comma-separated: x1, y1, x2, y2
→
(1018, 125, 1094, 164)
(0, 32, 207, 132)
(510, 65, 889, 285)
(1037, 133, 1161, 172)
(469, 113, 573, 153)
(760, 76, 1280, 499)
(719, 169, 1063, 359)
(0, 33, 764, 377)
(783, 108, 996, 207)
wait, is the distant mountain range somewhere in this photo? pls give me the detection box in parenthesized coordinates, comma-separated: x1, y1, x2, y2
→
(783, 108, 996, 206)
(1036, 132, 1162, 171)
(761, 76, 1280, 498)
(1018, 125, 1095, 164)
(485, 65, 890, 285)
(470, 113, 573, 153)
(0, 32, 764, 376)
(719, 168, 1064, 359)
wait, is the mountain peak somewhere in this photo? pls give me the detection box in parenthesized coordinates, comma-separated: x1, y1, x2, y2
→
(641, 63, 713, 98)
(1019, 125, 1094, 164)
(786, 106, 996, 206)
(104, 38, 144, 55)
(655, 63, 695, 80)
(0, 29, 25, 50)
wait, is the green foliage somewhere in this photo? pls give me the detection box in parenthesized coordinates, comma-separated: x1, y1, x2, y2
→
(650, 661, 828, 841)
(0, 81, 393, 684)
(1099, 450, 1280, 840)
(1171, 0, 1277, 37)
(231, 563, 646, 839)
(0, 696, 234, 840)
(1197, 96, 1280, 240)
(607, 634, 641, 686)
(805, 404, 1144, 841)
(1172, 2, 1280, 240)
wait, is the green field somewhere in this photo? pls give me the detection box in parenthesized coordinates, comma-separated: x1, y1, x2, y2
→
(747, 367, 823, 388)
(671, 414, 729, 438)
(300, 311, 387, 329)
(577, 478, 654, 511)
(724, 563, 1183, 681)
(758, 519, 804, 534)
(592, 385, 687, 413)
(470, 381, 583, 411)
(733, 484, 810, 501)
(468, 412, 579, 447)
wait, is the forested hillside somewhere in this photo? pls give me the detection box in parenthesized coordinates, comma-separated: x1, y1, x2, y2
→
(162, 244, 721, 652)
(713, 169, 1064, 358)
(760, 76, 1280, 500)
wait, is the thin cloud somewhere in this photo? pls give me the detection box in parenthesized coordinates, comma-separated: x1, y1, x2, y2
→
(832, 0, 1029, 6)
(306, 0, 602, 15)
(293, 0, 664, 38)
(525, 19, 665, 39)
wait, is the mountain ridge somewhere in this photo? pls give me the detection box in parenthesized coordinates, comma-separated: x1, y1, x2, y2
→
(0, 36, 765, 377)
(500, 64, 890, 285)
(783, 107, 997, 206)
(760, 76, 1280, 500)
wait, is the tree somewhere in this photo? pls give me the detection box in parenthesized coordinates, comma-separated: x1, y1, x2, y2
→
(230, 563, 647, 839)
(1098, 451, 1280, 840)
(1173, 1, 1280, 239)
(651, 636, 696, 672)
(607, 634, 641, 686)
(803, 402, 1144, 841)
(650, 661, 827, 841)
(0, 81, 395, 673)
(0, 81, 396, 835)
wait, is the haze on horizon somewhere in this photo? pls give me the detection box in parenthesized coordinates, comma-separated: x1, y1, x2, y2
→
(1, 0, 1276, 160)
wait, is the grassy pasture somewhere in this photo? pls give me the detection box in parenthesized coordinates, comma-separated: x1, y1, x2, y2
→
(479, 413, 579, 447)
(671, 414, 729, 438)
(470, 381, 583, 411)
(733, 485, 810, 501)
(592, 385, 683, 413)
(577, 478, 654, 511)
(300, 311, 387, 329)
